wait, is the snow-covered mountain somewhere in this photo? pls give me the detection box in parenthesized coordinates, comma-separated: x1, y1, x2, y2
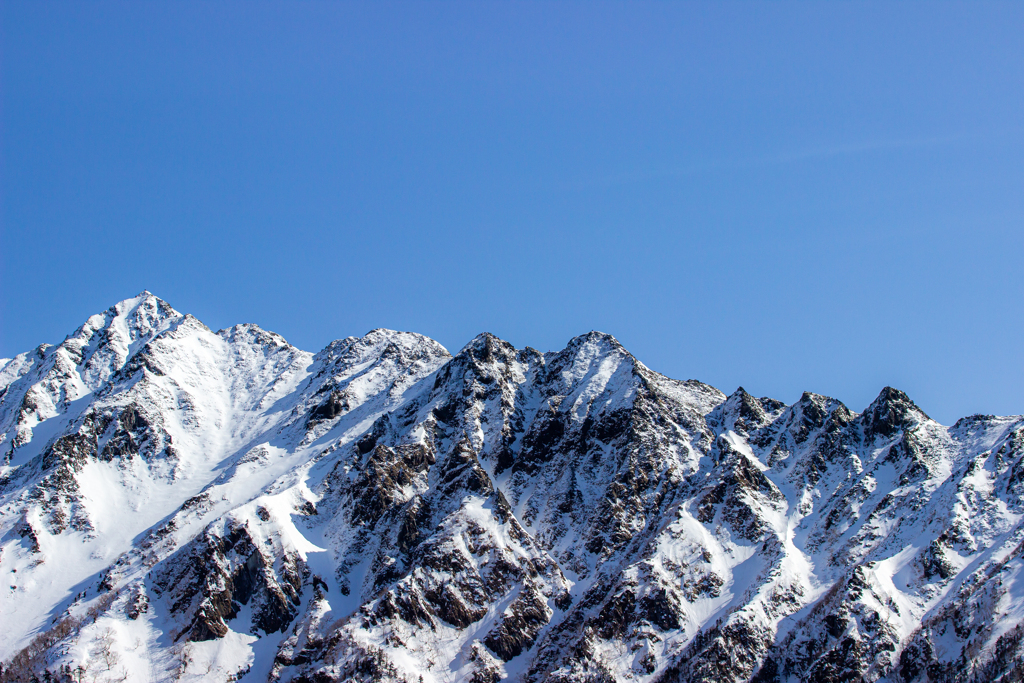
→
(1, 293, 1021, 683)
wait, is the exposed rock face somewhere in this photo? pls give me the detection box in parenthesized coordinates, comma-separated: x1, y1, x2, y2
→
(0, 293, 1022, 683)
(154, 518, 306, 641)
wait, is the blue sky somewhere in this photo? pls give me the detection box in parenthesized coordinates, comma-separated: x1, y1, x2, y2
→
(1, 1, 1022, 424)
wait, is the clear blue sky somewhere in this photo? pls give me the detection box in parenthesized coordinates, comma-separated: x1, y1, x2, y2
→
(2, 2, 1022, 424)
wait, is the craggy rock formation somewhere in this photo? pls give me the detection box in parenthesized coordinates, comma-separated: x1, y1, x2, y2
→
(0, 293, 1022, 683)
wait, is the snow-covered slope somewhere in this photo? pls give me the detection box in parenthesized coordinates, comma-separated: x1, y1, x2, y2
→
(0, 294, 1021, 683)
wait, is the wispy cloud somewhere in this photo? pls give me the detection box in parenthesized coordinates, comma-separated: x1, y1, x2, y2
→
(571, 126, 1023, 190)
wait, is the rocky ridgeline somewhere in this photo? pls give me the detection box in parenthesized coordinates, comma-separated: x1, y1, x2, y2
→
(0, 293, 1022, 683)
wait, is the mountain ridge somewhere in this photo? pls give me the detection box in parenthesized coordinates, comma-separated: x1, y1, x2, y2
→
(0, 293, 1021, 683)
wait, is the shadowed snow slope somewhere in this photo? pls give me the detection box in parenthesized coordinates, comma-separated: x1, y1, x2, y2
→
(0, 295, 1021, 683)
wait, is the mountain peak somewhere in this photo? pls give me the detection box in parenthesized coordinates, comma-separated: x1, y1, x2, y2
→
(356, 328, 451, 359)
(860, 385, 929, 439)
(565, 329, 624, 351)
(454, 332, 518, 365)
(108, 290, 177, 316)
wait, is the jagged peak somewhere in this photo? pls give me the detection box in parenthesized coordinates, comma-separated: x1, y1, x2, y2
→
(866, 386, 925, 416)
(363, 327, 403, 338)
(546, 331, 634, 374)
(723, 386, 755, 405)
(108, 290, 179, 319)
(723, 386, 787, 414)
(712, 387, 774, 433)
(360, 328, 449, 354)
(311, 329, 450, 388)
(3, 292, 188, 397)
(775, 390, 854, 445)
(453, 332, 518, 364)
(727, 386, 756, 402)
(792, 390, 848, 417)
(216, 323, 292, 349)
(316, 328, 449, 360)
(860, 385, 930, 439)
(316, 335, 360, 356)
(950, 413, 1005, 432)
(456, 331, 499, 349)
(444, 331, 631, 373)
(62, 291, 182, 351)
(563, 330, 627, 354)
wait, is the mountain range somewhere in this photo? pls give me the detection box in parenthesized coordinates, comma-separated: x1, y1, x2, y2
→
(1, 292, 1021, 683)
